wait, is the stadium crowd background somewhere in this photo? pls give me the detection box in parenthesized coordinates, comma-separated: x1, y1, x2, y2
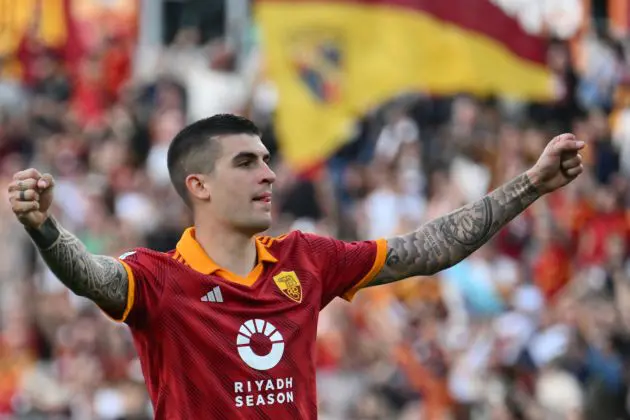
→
(0, 0, 630, 419)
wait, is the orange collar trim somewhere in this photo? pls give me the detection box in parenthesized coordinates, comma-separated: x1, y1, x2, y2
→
(176, 227, 277, 275)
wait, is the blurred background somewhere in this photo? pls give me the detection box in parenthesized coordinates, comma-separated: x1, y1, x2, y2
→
(0, 0, 629, 419)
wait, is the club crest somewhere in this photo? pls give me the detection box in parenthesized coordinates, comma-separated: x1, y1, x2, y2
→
(273, 271, 302, 303)
(290, 28, 344, 104)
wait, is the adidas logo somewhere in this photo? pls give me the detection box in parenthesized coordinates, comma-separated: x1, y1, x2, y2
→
(201, 286, 224, 303)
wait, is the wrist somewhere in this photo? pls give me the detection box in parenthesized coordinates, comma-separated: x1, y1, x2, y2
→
(25, 216, 60, 250)
(525, 167, 546, 196)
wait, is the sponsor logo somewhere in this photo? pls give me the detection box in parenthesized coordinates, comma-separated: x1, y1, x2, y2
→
(234, 319, 294, 407)
(237, 319, 284, 371)
(201, 286, 223, 303)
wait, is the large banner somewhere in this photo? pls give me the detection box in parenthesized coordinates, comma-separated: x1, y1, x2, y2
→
(256, 0, 554, 172)
(0, 0, 137, 79)
(0, 0, 68, 57)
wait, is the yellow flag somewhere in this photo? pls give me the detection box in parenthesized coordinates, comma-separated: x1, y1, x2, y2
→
(255, 0, 552, 171)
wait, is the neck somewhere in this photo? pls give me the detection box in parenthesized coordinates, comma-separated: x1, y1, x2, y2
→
(193, 219, 258, 277)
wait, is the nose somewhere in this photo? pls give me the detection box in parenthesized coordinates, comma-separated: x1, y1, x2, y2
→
(261, 163, 276, 185)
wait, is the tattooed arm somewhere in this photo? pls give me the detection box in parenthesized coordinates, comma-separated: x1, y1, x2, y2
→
(26, 216, 128, 318)
(369, 172, 541, 286)
(369, 131, 588, 285)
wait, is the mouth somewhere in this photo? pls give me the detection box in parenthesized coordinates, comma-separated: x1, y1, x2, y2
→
(252, 192, 272, 204)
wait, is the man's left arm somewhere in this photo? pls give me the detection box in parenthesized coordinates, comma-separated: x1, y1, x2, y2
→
(369, 133, 585, 287)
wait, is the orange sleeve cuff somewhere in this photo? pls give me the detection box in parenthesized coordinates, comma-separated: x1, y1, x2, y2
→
(342, 238, 388, 302)
(101, 259, 136, 323)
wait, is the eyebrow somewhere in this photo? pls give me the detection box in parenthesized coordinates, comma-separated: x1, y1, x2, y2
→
(232, 152, 271, 162)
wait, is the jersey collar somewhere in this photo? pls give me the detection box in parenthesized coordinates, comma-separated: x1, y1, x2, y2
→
(176, 227, 278, 275)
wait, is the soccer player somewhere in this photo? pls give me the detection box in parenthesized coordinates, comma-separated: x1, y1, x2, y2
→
(8, 114, 585, 419)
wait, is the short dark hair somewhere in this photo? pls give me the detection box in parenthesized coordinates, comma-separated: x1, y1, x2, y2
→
(167, 114, 261, 206)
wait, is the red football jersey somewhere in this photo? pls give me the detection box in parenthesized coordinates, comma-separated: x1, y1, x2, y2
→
(112, 228, 386, 419)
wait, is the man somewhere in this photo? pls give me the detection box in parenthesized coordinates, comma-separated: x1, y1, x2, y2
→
(8, 114, 584, 419)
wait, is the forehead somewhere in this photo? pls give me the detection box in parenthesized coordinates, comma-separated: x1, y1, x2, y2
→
(215, 133, 268, 158)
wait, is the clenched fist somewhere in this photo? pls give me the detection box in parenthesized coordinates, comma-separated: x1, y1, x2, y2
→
(8, 168, 55, 229)
(527, 133, 586, 195)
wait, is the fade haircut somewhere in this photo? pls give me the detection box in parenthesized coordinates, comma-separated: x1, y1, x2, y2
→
(167, 114, 261, 206)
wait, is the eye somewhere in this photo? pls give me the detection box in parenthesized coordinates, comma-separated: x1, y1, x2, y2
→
(238, 160, 254, 168)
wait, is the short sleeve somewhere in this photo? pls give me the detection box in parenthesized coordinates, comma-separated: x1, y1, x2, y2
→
(301, 233, 387, 306)
(112, 249, 163, 328)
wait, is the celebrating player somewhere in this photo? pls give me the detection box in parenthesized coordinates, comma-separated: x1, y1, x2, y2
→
(8, 114, 585, 419)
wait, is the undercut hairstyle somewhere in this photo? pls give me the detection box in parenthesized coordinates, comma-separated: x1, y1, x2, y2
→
(167, 114, 261, 206)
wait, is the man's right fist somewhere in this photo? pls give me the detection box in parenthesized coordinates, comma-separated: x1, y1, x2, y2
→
(8, 168, 55, 229)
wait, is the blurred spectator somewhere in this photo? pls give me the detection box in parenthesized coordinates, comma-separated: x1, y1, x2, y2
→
(0, 2, 629, 419)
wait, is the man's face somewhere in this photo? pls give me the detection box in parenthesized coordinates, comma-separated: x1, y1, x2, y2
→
(203, 134, 275, 235)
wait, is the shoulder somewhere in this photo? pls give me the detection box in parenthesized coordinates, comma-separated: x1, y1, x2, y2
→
(257, 232, 292, 246)
(117, 247, 177, 270)
(118, 247, 173, 260)
(257, 230, 317, 256)
(258, 230, 325, 249)
(259, 230, 349, 259)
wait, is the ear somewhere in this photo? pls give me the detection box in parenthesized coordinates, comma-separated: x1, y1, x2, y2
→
(185, 174, 211, 202)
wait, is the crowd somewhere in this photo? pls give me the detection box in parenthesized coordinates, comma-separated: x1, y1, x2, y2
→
(0, 2, 629, 419)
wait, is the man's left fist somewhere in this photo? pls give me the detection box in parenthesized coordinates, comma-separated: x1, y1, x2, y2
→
(526, 133, 585, 195)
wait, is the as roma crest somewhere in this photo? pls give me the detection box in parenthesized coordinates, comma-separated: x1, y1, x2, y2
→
(273, 271, 302, 303)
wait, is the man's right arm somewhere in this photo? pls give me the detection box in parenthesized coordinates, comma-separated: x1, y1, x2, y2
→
(26, 216, 129, 319)
(9, 169, 129, 319)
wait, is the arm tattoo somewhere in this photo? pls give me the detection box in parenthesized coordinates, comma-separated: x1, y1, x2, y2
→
(26, 217, 128, 318)
(370, 173, 540, 286)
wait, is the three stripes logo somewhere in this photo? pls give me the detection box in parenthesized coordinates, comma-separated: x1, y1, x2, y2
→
(201, 286, 224, 303)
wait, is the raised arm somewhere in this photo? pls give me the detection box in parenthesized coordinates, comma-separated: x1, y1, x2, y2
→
(369, 133, 585, 286)
(8, 169, 128, 318)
